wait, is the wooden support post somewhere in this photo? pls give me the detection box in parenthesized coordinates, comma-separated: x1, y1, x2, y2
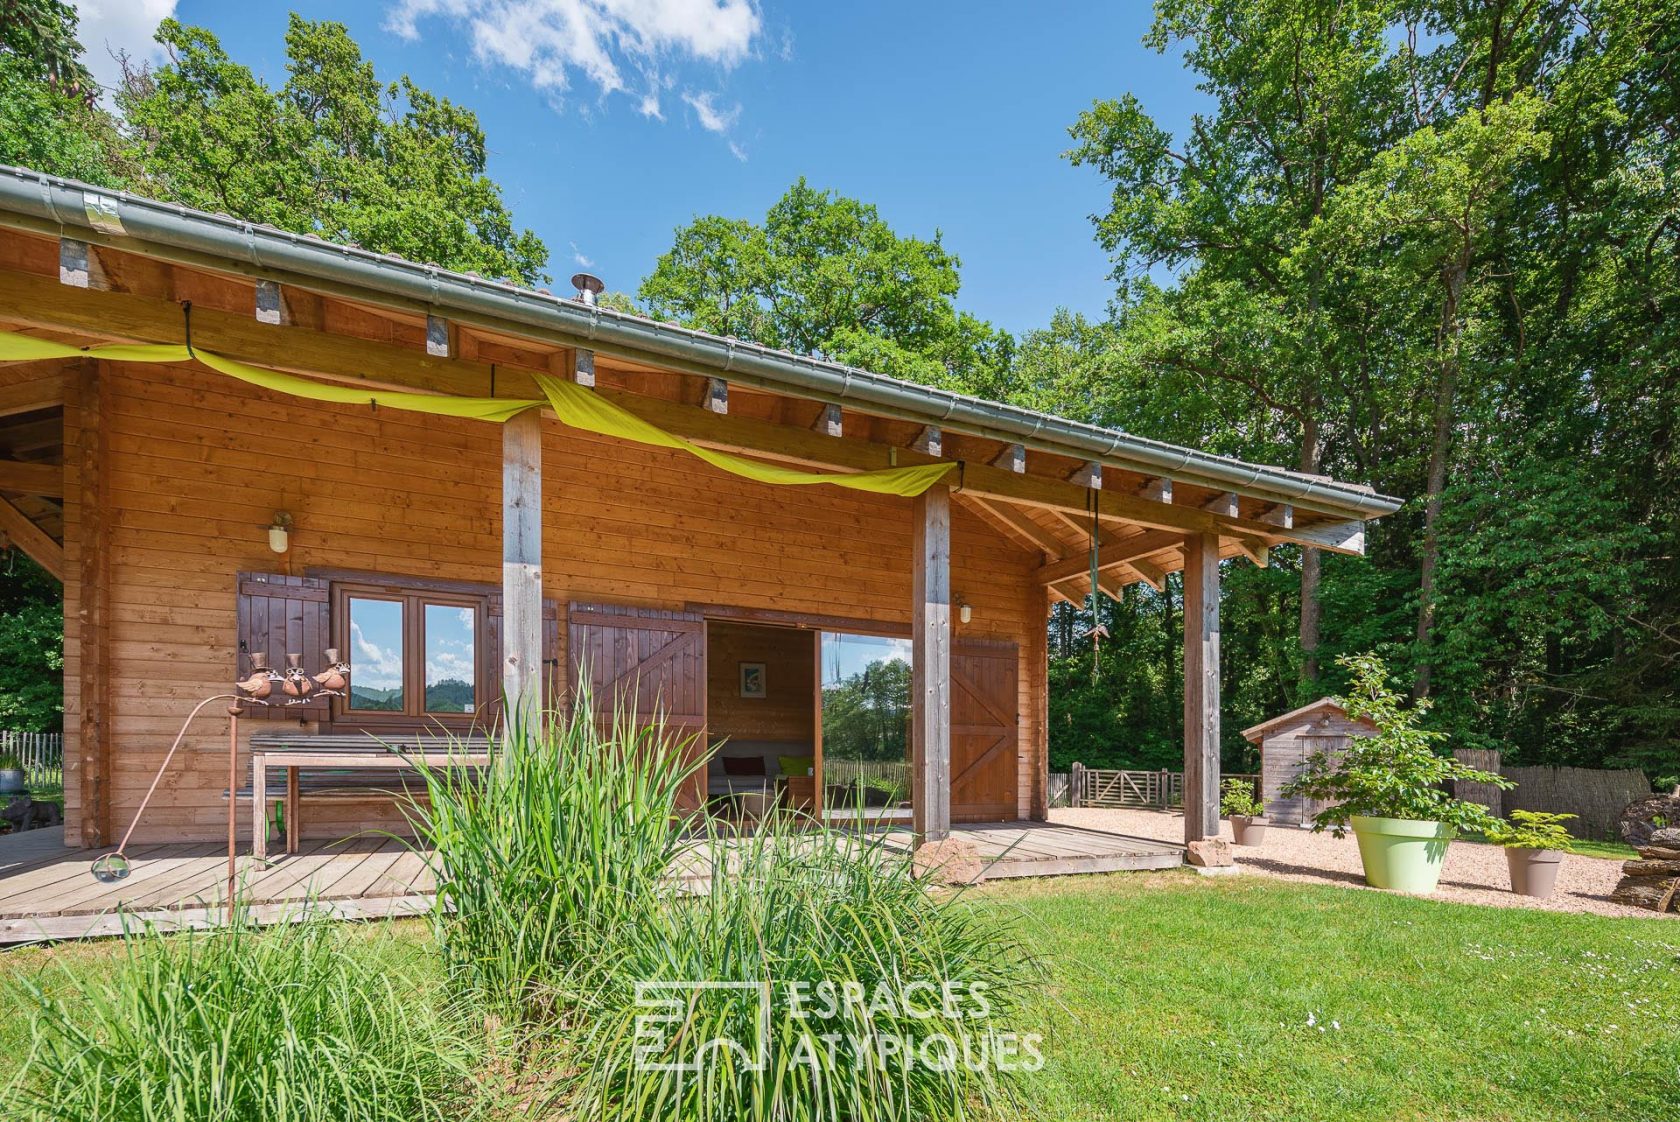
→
(1182, 532, 1221, 844)
(501, 410, 544, 726)
(1028, 583, 1051, 820)
(912, 484, 952, 844)
(77, 361, 111, 847)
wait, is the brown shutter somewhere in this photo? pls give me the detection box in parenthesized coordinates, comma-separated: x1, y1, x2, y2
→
(951, 640, 1019, 823)
(236, 572, 332, 721)
(567, 602, 708, 809)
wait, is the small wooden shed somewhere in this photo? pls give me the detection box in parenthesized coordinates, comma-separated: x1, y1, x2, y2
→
(1241, 699, 1377, 826)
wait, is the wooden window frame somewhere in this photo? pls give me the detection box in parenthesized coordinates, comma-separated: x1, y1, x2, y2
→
(332, 579, 488, 731)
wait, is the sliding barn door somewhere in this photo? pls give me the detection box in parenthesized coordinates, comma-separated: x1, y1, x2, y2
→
(567, 603, 707, 809)
(951, 640, 1019, 823)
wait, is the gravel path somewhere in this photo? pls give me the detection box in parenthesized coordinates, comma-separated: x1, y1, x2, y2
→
(1050, 807, 1666, 919)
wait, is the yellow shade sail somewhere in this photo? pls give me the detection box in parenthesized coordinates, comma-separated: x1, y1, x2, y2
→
(534, 374, 954, 497)
(0, 329, 957, 496)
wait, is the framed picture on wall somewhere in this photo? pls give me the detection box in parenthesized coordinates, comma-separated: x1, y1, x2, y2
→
(740, 662, 766, 699)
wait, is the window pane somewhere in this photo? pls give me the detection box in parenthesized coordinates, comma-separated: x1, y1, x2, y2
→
(347, 598, 405, 711)
(424, 604, 476, 714)
(820, 632, 913, 821)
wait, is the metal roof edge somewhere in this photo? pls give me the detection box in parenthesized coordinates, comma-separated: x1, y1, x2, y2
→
(0, 166, 1404, 520)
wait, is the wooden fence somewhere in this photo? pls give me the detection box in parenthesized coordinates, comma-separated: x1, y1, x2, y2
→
(1453, 749, 1652, 840)
(1, 731, 62, 789)
(824, 759, 909, 795)
(1067, 764, 1259, 810)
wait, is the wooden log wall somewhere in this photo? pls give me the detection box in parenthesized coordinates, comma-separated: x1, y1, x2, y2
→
(59, 359, 1046, 844)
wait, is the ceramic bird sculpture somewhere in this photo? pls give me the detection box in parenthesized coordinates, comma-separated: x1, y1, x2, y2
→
(282, 653, 314, 702)
(236, 654, 280, 701)
(312, 648, 350, 694)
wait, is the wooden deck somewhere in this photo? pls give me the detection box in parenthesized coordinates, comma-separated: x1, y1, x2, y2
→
(0, 821, 1182, 945)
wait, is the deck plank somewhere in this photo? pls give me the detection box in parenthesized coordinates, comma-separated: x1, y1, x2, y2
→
(0, 821, 1182, 943)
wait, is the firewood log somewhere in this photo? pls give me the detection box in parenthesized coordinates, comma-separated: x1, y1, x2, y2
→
(1636, 845, 1680, 861)
(1622, 859, 1680, 877)
(1610, 876, 1680, 911)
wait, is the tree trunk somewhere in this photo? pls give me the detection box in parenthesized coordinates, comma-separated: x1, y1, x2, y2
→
(1414, 256, 1468, 700)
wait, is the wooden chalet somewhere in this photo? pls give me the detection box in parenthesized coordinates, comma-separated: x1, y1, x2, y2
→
(0, 166, 1402, 858)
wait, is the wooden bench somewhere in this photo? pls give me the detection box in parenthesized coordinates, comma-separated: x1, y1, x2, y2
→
(249, 733, 493, 860)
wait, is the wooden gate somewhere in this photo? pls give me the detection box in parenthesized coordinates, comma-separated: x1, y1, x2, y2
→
(951, 641, 1018, 823)
(567, 602, 708, 809)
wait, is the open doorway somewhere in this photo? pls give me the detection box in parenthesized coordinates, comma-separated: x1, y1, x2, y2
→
(818, 631, 913, 826)
(702, 621, 818, 823)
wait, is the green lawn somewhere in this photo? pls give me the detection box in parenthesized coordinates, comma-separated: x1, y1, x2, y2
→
(2, 875, 1676, 1121)
(987, 872, 1680, 1122)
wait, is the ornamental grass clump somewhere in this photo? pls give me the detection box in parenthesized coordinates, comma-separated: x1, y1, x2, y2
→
(3, 917, 485, 1122)
(1283, 652, 1513, 836)
(404, 688, 703, 1025)
(571, 816, 1041, 1122)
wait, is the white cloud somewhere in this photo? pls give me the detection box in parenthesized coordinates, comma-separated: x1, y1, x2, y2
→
(72, 0, 177, 95)
(570, 242, 595, 267)
(350, 621, 405, 690)
(681, 88, 739, 133)
(386, 0, 761, 102)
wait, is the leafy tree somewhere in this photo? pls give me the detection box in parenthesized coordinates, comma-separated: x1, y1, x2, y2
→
(1283, 652, 1512, 834)
(821, 659, 911, 764)
(0, 0, 128, 184)
(1056, 0, 1679, 781)
(0, 554, 62, 731)
(117, 17, 549, 285)
(640, 179, 1013, 395)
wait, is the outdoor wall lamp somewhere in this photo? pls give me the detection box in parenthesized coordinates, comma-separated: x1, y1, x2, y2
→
(267, 511, 294, 554)
(957, 597, 972, 625)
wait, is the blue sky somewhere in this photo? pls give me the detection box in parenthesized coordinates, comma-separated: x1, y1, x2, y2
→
(73, 2, 1206, 336)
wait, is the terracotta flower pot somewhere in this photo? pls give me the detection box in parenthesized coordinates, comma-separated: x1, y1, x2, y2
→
(1229, 814, 1268, 847)
(1505, 846, 1565, 899)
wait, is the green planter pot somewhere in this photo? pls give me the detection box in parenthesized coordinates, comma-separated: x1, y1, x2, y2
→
(1350, 815, 1456, 893)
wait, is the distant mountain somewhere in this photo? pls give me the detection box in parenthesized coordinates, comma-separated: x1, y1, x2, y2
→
(424, 679, 475, 714)
(349, 685, 403, 712)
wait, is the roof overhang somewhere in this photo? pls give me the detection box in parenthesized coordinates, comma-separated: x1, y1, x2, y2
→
(0, 166, 1402, 525)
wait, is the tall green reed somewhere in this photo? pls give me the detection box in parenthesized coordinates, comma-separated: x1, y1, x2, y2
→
(4, 917, 484, 1122)
(403, 689, 704, 1024)
(572, 814, 1040, 1122)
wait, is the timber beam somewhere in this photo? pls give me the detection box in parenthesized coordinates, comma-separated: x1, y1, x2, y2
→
(0, 494, 62, 580)
(0, 371, 66, 419)
(0, 268, 1367, 554)
(0, 458, 63, 497)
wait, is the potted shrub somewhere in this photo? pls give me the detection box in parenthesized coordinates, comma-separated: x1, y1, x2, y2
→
(1484, 810, 1575, 899)
(1281, 653, 1512, 894)
(0, 753, 24, 796)
(1221, 777, 1267, 846)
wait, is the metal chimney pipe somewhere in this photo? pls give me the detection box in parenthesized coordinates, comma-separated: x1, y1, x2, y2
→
(571, 272, 604, 306)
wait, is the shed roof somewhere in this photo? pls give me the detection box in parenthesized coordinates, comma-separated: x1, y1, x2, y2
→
(1240, 698, 1377, 744)
(0, 165, 1402, 523)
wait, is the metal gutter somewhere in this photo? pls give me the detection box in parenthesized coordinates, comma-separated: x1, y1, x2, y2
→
(0, 166, 1402, 519)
